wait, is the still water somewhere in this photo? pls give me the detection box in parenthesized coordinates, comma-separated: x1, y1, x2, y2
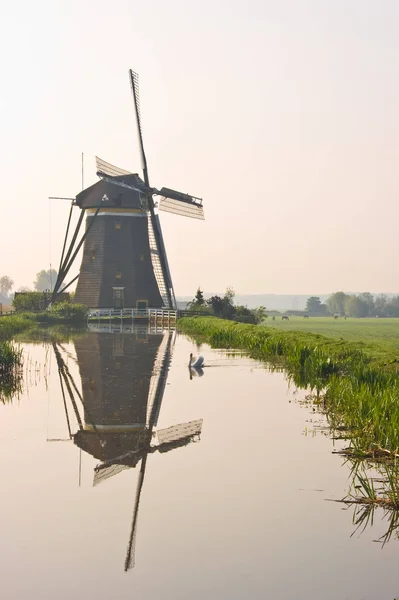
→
(1, 325, 398, 600)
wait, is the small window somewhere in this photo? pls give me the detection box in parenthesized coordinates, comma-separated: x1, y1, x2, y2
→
(140, 253, 144, 261)
(91, 251, 96, 261)
(116, 271, 122, 279)
(115, 219, 121, 229)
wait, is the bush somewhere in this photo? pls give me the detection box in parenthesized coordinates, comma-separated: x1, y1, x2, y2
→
(49, 302, 87, 323)
(13, 292, 47, 312)
(233, 305, 258, 324)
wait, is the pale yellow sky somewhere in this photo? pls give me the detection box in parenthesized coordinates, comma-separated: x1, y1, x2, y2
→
(1, 0, 398, 295)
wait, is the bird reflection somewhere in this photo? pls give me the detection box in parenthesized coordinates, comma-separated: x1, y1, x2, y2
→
(189, 366, 204, 380)
(52, 324, 203, 570)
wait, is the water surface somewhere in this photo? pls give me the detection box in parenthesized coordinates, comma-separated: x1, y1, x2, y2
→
(1, 325, 398, 600)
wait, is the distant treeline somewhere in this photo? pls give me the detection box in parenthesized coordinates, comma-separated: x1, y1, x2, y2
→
(187, 288, 399, 320)
(306, 292, 399, 318)
(186, 288, 266, 324)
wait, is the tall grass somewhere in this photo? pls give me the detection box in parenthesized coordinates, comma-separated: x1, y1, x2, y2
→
(178, 317, 399, 455)
(0, 315, 33, 401)
(0, 314, 33, 341)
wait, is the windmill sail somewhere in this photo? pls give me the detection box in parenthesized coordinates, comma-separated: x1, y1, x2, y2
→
(125, 455, 147, 571)
(93, 463, 130, 487)
(157, 187, 204, 220)
(95, 156, 132, 177)
(159, 196, 204, 220)
(129, 70, 149, 183)
(154, 215, 176, 307)
(156, 419, 203, 446)
(146, 329, 175, 426)
(148, 217, 174, 308)
(129, 69, 174, 308)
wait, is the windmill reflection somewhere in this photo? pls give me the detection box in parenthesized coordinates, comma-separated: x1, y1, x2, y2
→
(52, 323, 203, 570)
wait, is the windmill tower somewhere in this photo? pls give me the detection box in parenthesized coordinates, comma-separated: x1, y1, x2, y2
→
(51, 71, 204, 311)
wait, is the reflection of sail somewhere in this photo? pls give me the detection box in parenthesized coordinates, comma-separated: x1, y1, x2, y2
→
(93, 419, 203, 485)
(52, 325, 203, 571)
(122, 418, 203, 571)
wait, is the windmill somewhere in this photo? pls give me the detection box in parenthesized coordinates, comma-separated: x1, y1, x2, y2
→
(52, 325, 203, 569)
(51, 70, 204, 311)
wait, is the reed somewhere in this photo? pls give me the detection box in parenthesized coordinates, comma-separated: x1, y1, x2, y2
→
(0, 315, 33, 400)
(178, 317, 399, 455)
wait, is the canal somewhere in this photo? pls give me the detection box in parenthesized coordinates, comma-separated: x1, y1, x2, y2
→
(0, 324, 398, 599)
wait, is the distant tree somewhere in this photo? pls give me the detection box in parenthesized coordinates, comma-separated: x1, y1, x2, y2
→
(234, 305, 258, 324)
(192, 287, 205, 306)
(17, 286, 32, 293)
(0, 275, 14, 297)
(358, 293, 375, 317)
(225, 287, 235, 304)
(326, 291, 347, 316)
(344, 296, 362, 318)
(385, 295, 399, 317)
(206, 290, 236, 320)
(187, 287, 210, 314)
(253, 305, 267, 322)
(207, 295, 226, 317)
(305, 296, 327, 316)
(34, 269, 58, 292)
(375, 293, 388, 316)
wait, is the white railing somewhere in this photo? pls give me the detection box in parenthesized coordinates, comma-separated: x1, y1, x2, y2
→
(87, 308, 177, 321)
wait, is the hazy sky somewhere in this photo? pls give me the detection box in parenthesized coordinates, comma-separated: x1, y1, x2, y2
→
(1, 0, 399, 295)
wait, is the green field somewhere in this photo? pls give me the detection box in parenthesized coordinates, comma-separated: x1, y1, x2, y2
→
(262, 317, 399, 353)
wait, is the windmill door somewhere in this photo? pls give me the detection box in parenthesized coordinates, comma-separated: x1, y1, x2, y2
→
(113, 287, 124, 309)
(137, 300, 148, 311)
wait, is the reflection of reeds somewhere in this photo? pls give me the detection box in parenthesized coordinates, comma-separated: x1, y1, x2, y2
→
(334, 459, 399, 545)
(179, 317, 399, 456)
(0, 321, 82, 401)
(0, 315, 33, 341)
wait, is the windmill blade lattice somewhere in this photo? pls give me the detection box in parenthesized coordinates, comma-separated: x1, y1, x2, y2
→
(96, 156, 132, 177)
(159, 196, 204, 220)
(129, 70, 149, 181)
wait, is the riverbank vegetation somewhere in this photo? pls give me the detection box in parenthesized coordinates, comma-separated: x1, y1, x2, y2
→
(178, 316, 399, 457)
(0, 315, 33, 401)
(19, 301, 87, 324)
(186, 287, 266, 324)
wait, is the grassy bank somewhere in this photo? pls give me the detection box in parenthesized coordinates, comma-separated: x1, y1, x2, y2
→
(0, 315, 34, 341)
(178, 317, 399, 456)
